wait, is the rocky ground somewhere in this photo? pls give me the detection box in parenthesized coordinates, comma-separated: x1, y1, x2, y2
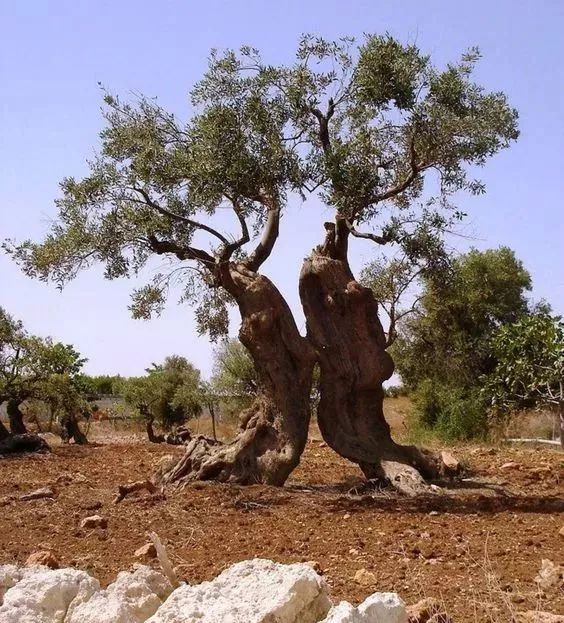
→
(0, 427, 562, 622)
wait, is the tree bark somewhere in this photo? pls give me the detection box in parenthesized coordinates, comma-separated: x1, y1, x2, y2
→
(559, 400, 564, 450)
(299, 221, 449, 494)
(7, 399, 27, 435)
(0, 418, 10, 442)
(160, 263, 316, 487)
(61, 413, 88, 444)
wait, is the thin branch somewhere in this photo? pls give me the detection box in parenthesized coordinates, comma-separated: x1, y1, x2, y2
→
(245, 198, 281, 271)
(131, 187, 229, 245)
(146, 235, 215, 268)
(220, 201, 251, 261)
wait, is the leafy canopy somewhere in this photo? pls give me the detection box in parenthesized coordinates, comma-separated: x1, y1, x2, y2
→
(5, 34, 519, 339)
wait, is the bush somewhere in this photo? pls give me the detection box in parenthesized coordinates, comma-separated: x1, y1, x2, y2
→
(412, 381, 489, 440)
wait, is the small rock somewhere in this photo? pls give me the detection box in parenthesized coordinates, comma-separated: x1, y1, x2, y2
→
(428, 510, 439, 516)
(305, 560, 323, 575)
(354, 568, 377, 586)
(80, 515, 108, 530)
(516, 611, 564, 622)
(19, 487, 55, 501)
(135, 543, 157, 560)
(343, 513, 351, 520)
(25, 551, 59, 569)
(440, 451, 460, 473)
(534, 559, 563, 590)
(558, 525, 564, 539)
(407, 597, 452, 622)
(319, 442, 327, 448)
(500, 461, 521, 470)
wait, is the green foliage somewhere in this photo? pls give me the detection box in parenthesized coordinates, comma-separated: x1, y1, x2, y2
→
(5, 34, 519, 343)
(123, 355, 203, 430)
(394, 247, 531, 390)
(412, 381, 489, 440)
(485, 312, 564, 421)
(210, 339, 257, 415)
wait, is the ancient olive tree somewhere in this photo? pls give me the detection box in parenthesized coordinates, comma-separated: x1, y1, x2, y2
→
(6, 60, 316, 485)
(6, 35, 518, 491)
(0, 307, 88, 452)
(231, 35, 518, 488)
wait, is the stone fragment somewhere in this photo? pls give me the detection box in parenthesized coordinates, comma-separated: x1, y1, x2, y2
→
(440, 451, 460, 473)
(0, 567, 99, 622)
(321, 592, 407, 623)
(80, 515, 108, 529)
(134, 543, 157, 560)
(68, 565, 172, 623)
(25, 550, 59, 569)
(354, 568, 377, 586)
(516, 612, 564, 622)
(500, 461, 521, 470)
(147, 558, 331, 623)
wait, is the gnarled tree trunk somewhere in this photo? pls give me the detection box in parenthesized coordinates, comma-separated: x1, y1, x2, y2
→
(0, 402, 50, 455)
(61, 413, 88, 445)
(299, 221, 449, 495)
(7, 399, 27, 435)
(161, 263, 316, 487)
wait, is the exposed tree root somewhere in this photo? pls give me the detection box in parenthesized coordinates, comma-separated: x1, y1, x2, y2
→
(113, 479, 157, 503)
(0, 433, 51, 456)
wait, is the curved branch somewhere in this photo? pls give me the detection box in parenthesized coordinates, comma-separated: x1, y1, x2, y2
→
(245, 201, 280, 271)
(132, 187, 229, 245)
(220, 202, 251, 262)
(346, 221, 391, 246)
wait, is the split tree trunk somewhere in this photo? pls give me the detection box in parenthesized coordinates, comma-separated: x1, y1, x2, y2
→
(299, 221, 448, 495)
(161, 263, 316, 487)
(7, 399, 27, 435)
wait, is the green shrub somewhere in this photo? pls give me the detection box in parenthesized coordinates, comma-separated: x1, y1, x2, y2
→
(412, 381, 489, 440)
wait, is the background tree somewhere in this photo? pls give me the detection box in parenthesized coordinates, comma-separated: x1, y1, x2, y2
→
(485, 312, 564, 447)
(0, 307, 88, 451)
(394, 247, 532, 439)
(123, 355, 203, 443)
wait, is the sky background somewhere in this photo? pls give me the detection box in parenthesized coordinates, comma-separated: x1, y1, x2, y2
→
(1, 0, 563, 378)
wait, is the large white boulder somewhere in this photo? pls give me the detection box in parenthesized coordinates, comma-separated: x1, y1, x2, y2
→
(320, 593, 407, 623)
(0, 567, 99, 623)
(147, 558, 331, 623)
(68, 565, 172, 623)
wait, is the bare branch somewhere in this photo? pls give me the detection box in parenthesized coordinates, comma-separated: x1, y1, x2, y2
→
(220, 201, 251, 261)
(245, 199, 281, 271)
(147, 235, 216, 268)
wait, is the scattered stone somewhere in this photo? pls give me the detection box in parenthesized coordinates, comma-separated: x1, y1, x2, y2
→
(500, 461, 521, 470)
(146, 558, 331, 623)
(343, 513, 351, 520)
(80, 515, 108, 530)
(534, 559, 563, 590)
(25, 550, 59, 569)
(135, 543, 157, 561)
(68, 565, 172, 623)
(440, 451, 460, 473)
(0, 567, 99, 622)
(516, 612, 564, 622)
(19, 487, 55, 501)
(321, 593, 406, 623)
(354, 568, 377, 586)
(0, 565, 23, 605)
(558, 525, 564, 539)
(407, 597, 452, 622)
(319, 442, 327, 448)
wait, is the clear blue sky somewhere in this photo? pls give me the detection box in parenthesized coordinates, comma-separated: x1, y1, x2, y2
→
(1, 0, 563, 377)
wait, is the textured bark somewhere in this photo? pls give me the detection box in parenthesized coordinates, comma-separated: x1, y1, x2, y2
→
(161, 263, 316, 487)
(7, 399, 27, 435)
(0, 418, 10, 441)
(299, 222, 448, 493)
(61, 413, 88, 444)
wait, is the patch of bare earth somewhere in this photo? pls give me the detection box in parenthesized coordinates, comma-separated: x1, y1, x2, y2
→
(0, 429, 562, 622)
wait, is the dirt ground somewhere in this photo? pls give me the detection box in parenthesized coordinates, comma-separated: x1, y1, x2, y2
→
(0, 412, 562, 622)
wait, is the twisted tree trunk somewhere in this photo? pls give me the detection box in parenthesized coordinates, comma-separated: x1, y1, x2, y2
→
(299, 221, 449, 495)
(161, 263, 316, 487)
(0, 401, 50, 455)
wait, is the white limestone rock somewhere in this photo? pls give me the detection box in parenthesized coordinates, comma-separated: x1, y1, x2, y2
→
(321, 592, 407, 623)
(68, 564, 172, 623)
(147, 558, 331, 623)
(0, 567, 99, 622)
(0, 565, 23, 606)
